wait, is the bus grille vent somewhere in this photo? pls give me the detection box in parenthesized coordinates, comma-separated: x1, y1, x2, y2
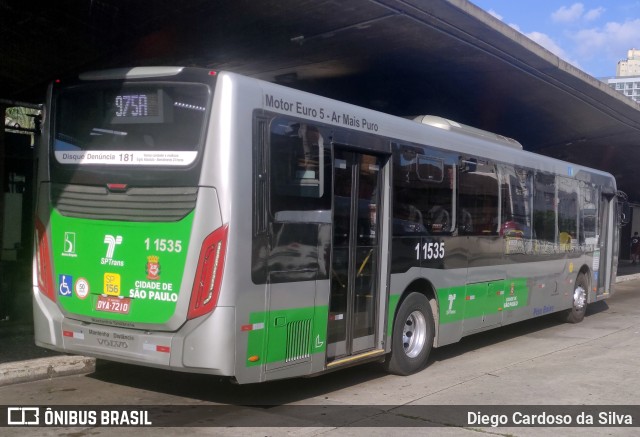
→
(51, 184, 198, 222)
(286, 319, 311, 363)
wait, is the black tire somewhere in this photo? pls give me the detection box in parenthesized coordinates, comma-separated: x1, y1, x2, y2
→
(384, 292, 434, 375)
(562, 272, 589, 323)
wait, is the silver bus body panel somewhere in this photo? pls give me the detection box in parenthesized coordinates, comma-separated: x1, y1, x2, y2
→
(34, 306, 236, 375)
(209, 72, 617, 381)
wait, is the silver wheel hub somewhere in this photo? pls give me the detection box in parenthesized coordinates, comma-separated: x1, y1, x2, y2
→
(403, 310, 427, 358)
(573, 285, 586, 310)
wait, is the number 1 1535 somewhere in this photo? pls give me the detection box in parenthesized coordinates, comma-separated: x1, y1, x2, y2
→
(144, 238, 182, 253)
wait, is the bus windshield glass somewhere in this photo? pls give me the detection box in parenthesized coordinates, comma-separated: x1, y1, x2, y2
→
(53, 82, 209, 167)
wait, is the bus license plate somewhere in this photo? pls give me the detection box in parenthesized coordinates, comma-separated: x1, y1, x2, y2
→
(96, 295, 131, 314)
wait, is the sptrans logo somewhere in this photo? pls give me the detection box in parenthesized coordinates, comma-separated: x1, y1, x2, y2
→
(102, 235, 124, 266)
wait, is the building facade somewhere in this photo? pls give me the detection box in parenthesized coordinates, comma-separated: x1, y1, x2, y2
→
(603, 50, 640, 103)
(617, 49, 640, 77)
(607, 76, 640, 103)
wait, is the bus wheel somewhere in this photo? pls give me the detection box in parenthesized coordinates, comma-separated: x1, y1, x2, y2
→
(384, 292, 434, 376)
(563, 272, 588, 324)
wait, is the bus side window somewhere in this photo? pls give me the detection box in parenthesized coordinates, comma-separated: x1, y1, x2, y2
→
(458, 158, 499, 235)
(269, 118, 331, 218)
(533, 172, 556, 243)
(557, 177, 579, 250)
(499, 165, 532, 239)
(580, 183, 598, 246)
(392, 143, 454, 235)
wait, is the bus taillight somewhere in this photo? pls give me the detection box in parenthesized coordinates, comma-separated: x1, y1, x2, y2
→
(35, 218, 55, 301)
(188, 224, 229, 320)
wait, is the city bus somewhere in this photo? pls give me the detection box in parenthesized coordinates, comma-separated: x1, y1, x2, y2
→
(33, 67, 622, 384)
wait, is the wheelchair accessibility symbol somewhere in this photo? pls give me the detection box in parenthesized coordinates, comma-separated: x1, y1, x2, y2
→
(58, 274, 73, 297)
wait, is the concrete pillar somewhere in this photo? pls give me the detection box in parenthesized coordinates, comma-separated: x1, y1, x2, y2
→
(0, 104, 6, 260)
(0, 104, 6, 319)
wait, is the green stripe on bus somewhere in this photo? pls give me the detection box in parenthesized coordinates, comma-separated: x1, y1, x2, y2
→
(246, 278, 529, 366)
(387, 293, 401, 335)
(437, 278, 529, 324)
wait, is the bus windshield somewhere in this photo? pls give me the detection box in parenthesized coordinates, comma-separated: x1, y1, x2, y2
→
(53, 82, 209, 167)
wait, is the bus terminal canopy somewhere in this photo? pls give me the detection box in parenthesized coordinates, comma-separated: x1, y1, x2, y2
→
(2, 0, 640, 200)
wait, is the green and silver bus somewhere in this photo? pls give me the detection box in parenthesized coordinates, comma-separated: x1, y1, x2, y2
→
(33, 67, 621, 384)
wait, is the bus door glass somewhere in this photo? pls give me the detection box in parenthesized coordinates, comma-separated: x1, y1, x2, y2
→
(596, 193, 613, 295)
(327, 149, 383, 360)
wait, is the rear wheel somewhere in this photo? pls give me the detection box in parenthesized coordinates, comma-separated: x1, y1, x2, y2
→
(384, 292, 434, 375)
(562, 272, 589, 323)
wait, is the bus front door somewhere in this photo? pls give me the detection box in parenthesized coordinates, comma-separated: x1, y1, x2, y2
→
(596, 194, 616, 296)
(327, 149, 383, 363)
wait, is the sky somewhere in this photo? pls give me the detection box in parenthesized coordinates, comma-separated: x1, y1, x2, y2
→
(470, 1, 640, 78)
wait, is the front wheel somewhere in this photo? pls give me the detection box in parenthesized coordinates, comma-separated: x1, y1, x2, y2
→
(384, 292, 434, 375)
(562, 272, 589, 323)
